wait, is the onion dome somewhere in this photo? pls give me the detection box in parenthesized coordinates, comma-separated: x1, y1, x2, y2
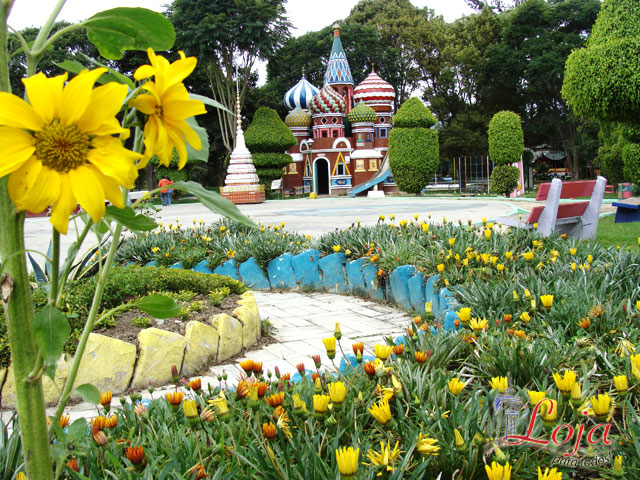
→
(285, 108, 312, 128)
(324, 24, 354, 86)
(353, 70, 395, 106)
(283, 76, 319, 110)
(310, 85, 346, 115)
(348, 102, 376, 124)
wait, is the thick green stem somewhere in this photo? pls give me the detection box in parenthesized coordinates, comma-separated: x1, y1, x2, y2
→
(0, 1, 53, 478)
(50, 222, 124, 426)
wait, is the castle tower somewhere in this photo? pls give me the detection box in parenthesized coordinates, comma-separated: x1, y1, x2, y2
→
(353, 68, 396, 143)
(310, 84, 346, 139)
(220, 92, 265, 204)
(324, 23, 354, 113)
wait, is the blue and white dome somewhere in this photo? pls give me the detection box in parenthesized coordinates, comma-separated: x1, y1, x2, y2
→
(283, 76, 320, 110)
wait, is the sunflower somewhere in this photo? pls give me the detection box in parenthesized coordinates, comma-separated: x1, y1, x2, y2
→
(131, 49, 206, 169)
(0, 69, 139, 233)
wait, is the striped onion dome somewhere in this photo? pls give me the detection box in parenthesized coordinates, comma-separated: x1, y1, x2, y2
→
(283, 76, 320, 110)
(310, 84, 346, 115)
(348, 102, 376, 124)
(285, 108, 312, 128)
(353, 70, 395, 106)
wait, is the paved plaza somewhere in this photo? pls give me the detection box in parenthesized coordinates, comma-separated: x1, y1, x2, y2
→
(24, 196, 516, 256)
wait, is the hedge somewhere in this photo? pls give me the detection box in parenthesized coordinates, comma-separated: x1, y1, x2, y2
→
(622, 142, 640, 185)
(388, 128, 439, 194)
(562, 0, 640, 125)
(245, 107, 297, 153)
(488, 111, 524, 166)
(490, 165, 520, 197)
(392, 97, 437, 129)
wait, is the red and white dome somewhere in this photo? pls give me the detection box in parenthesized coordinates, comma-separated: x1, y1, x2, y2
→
(353, 70, 395, 106)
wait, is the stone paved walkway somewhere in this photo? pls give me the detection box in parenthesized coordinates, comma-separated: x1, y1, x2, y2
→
(0, 291, 411, 423)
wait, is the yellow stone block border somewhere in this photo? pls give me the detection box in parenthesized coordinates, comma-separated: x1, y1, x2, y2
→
(0, 291, 260, 408)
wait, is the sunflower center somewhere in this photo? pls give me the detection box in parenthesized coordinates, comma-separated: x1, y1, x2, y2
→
(34, 119, 90, 172)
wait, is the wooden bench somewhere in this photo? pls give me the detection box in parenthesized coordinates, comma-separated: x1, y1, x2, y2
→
(498, 176, 607, 240)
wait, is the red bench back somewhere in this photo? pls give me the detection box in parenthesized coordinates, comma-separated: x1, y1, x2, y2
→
(536, 180, 596, 201)
(526, 202, 589, 224)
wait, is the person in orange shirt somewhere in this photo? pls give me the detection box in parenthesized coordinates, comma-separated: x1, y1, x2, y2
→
(158, 176, 174, 206)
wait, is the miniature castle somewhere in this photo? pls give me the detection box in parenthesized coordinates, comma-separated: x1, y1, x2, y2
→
(281, 24, 398, 196)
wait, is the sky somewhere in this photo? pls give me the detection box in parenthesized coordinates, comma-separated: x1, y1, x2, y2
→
(8, 0, 475, 32)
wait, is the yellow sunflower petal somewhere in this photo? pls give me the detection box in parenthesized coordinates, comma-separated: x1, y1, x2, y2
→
(77, 81, 128, 135)
(0, 126, 36, 176)
(59, 68, 107, 125)
(23, 72, 67, 124)
(145, 114, 169, 157)
(95, 170, 125, 208)
(7, 157, 41, 206)
(133, 64, 155, 81)
(69, 165, 105, 223)
(19, 166, 61, 213)
(167, 128, 188, 169)
(49, 174, 77, 234)
(164, 55, 198, 88)
(163, 99, 207, 124)
(87, 137, 138, 187)
(130, 93, 158, 115)
(175, 118, 202, 150)
(0, 92, 43, 130)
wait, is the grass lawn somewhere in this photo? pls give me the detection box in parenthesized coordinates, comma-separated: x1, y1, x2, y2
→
(596, 214, 640, 248)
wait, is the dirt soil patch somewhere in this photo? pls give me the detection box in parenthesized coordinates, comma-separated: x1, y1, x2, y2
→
(94, 293, 242, 345)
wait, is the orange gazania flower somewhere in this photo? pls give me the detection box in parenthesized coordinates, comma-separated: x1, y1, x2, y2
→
(256, 382, 268, 398)
(362, 361, 376, 377)
(105, 415, 118, 429)
(91, 416, 107, 433)
(239, 359, 255, 374)
(187, 463, 210, 479)
(578, 317, 591, 329)
(252, 361, 263, 375)
(125, 446, 145, 466)
(263, 422, 277, 439)
(352, 342, 364, 355)
(393, 344, 404, 355)
(462, 333, 478, 344)
(236, 380, 250, 398)
(93, 431, 108, 447)
(66, 458, 79, 472)
(188, 378, 202, 391)
(166, 391, 185, 406)
(415, 351, 428, 363)
(281, 373, 291, 382)
(265, 392, 285, 408)
(59, 414, 70, 429)
(100, 391, 112, 407)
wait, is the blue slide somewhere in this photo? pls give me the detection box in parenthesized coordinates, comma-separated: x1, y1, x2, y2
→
(347, 153, 391, 197)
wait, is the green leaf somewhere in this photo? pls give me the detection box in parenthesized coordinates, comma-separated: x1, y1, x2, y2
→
(84, 7, 175, 60)
(185, 116, 210, 162)
(191, 94, 233, 115)
(74, 384, 101, 404)
(67, 418, 88, 443)
(134, 294, 182, 319)
(33, 306, 70, 366)
(170, 181, 257, 228)
(105, 206, 157, 232)
(56, 60, 135, 89)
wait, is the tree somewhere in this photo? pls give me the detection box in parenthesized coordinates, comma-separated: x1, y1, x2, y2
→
(388, 98, 439, 194)
(244, 107, 296, 186)
(465, 0, 526, 13)
(490, 165, 520, 196)
(488, 110, 523, 165)
(170, 0, 291, 153)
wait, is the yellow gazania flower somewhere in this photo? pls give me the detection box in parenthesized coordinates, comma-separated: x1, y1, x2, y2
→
(520, 312, 531, 323)
(538, 466, 562, 480)
(425, 301, 432, 314)
(322, 337, 336, 353)
(540, 399, 558, 424)
(504, 251, 513, 260)
(448, 237, 456, 246)
(528, 390, 546, 406)
(485, 461, 512, 480)
(182, 399, 198, 418)
(470, 317, 488, 333)
(448, 378, 466, 396)
(523, 251, 534, 261)
(131, 49, 206, 168)
(613, 375, 628, 394)
(416, 432, 440, 456)
(540, 295, 554, 309)
(368, 399, 392, 425)
(376, 384, 394, 402)
(313, 394, 330, 414)
(490, 376, 508, 393)
(632, 354, 640, 381)
(613, 456, 623, 476)
(437, 263, 445, 273)
(553, 370, 576, 396)
(484, 229, 492, 240)
(366, 440, 400, 472)
(457, 307, 471, 324)
(0, 69, 140, 233)
(374, 344, 393, 361)
(636, 300, 640, 313)
(336, 446, 359, 477)
(328, 381, 346, 404)
(590, 393, 611, 419)
(332, 245, 341, 252)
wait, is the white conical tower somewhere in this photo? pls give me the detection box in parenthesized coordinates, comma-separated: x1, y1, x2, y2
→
(221, 92, 265, 204)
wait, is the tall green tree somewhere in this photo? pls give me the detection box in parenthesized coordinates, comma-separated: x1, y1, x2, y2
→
(465, 0, 526, 13)
(170, 0, 291, 153)
(481, 0, 600, 179)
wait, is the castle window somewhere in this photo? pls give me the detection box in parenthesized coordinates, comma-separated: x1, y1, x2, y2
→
(379, 128, 387, 138)
(289, 163, 297, 174)
(322, 130, 328, 138)
(321, 117, 328, 124)
(369, 159, 378, 171)
(355, 159, 365, 172)
(331, 117, 338, 124)
(366, 134, 372, 142)
(332, 130, 338, 137)
(336, 163, 345, 176)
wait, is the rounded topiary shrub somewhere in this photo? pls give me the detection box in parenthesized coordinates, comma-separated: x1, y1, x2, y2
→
(392, 97, 437, 129)
(562, 0, 640, 125)
(245, 107, 297, 185)
(388, 127, 439, 194)
(488, 111, 524, 166)
(622, 142, 640, 185)
(490, 165, 521, 197)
